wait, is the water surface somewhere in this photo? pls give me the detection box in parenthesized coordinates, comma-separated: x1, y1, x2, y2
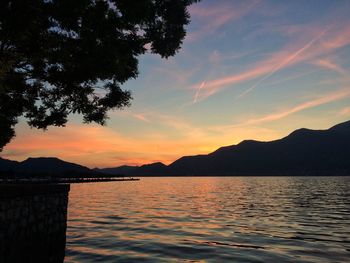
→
(65, 177, 350, 262)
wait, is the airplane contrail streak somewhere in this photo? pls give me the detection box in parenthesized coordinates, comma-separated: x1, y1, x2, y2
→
(238, 28, 329, 98)
(193, 81, 206, 103)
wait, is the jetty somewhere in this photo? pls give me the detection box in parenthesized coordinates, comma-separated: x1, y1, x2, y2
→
(0, 177, 140, 184)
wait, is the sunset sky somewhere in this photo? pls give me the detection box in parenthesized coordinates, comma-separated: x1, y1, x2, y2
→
(2, 0, 350, 168)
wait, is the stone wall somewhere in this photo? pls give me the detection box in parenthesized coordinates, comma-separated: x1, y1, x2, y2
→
(0, 184, 70, 263)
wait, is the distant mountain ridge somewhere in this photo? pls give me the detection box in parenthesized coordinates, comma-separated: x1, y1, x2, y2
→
(93, 162, 167, 176)
(1, 120, 350, 176)
(93, 165, 138, 175)
(0, 158, 19, 171)
(98, 120, 350, 176)
(0, 157, 96, 177)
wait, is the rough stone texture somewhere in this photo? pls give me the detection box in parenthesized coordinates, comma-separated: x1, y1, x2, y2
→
(0, 184, 70, 263)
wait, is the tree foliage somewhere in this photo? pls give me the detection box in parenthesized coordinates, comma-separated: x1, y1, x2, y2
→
(0, 0, 198, 150)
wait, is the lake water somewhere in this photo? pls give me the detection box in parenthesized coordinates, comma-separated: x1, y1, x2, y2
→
(65, 177, 350, 262)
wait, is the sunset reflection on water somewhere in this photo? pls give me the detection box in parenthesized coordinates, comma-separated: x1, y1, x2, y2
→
(65, 177, 350, 262)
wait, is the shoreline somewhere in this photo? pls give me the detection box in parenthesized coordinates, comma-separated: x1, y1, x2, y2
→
(0, 177, 140, 184)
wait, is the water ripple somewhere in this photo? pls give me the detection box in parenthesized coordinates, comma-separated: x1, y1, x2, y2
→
(65, 177, 350, 262)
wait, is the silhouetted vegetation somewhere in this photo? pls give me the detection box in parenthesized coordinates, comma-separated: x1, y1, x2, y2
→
(0, 0, 199, 150)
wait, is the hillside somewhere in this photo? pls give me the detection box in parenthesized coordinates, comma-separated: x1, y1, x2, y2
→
(2, 120, 350, 176)
(98, 120, 350, 176)
(0, 157, 97, 177)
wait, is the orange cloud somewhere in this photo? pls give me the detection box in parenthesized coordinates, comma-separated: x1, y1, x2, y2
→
(2, 109, 286, 168)
(8, 85, 345, 168)
(1, 121, 217, 168)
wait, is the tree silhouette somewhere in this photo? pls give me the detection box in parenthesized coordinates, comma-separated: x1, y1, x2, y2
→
(0, 0, 199, 150)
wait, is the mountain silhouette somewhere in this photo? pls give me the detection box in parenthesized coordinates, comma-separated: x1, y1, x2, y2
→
(93, 165, 138, 175)
(98, 120, 350, 176)
(0, 158, 19, 171)
(165, 120, 350, 175)
(1, 120, 350, 177)
(0, 157, 96, 177)
(133, 162, 168, 176)
(94, 162, 168, 176)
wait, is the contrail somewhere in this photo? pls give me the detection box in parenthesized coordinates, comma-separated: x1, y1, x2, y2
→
(193, 81, 206, 103)
(238, 28, 329, 98)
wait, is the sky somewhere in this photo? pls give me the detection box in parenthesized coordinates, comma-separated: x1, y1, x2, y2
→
(2, 0, 350, 168)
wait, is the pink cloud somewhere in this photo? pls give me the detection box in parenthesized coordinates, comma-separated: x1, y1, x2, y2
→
(312, 58, 347, 75)
(187, 1, 260, 41)
(244, 88, 350, 125)
(131, 113, 151, 123)
(238, 28, 328, 97)
(193, 81, 206, 103)
(192, 22, 350, 102)
(153, 66, 197, 85)
(339, 106, 350, 116)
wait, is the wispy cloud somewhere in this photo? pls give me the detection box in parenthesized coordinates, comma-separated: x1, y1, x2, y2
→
(339, 106, 350, 116)
(4, 1, 350, 168)
(187, 1, 260, 41)
(2, 113, 221, 167)
(152, 66, 197, 85)
(1, 124, 187, 167)
(238, 28, 329, 98)
(6, 87, 347, 168)
(193, 81, 206, 103)
(312, 58, 347, 75)
(244, 89, 350, 125)
(257, 69, 320, 89)
(192, 22, 350, 102)
(130, 113, 151, 123)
